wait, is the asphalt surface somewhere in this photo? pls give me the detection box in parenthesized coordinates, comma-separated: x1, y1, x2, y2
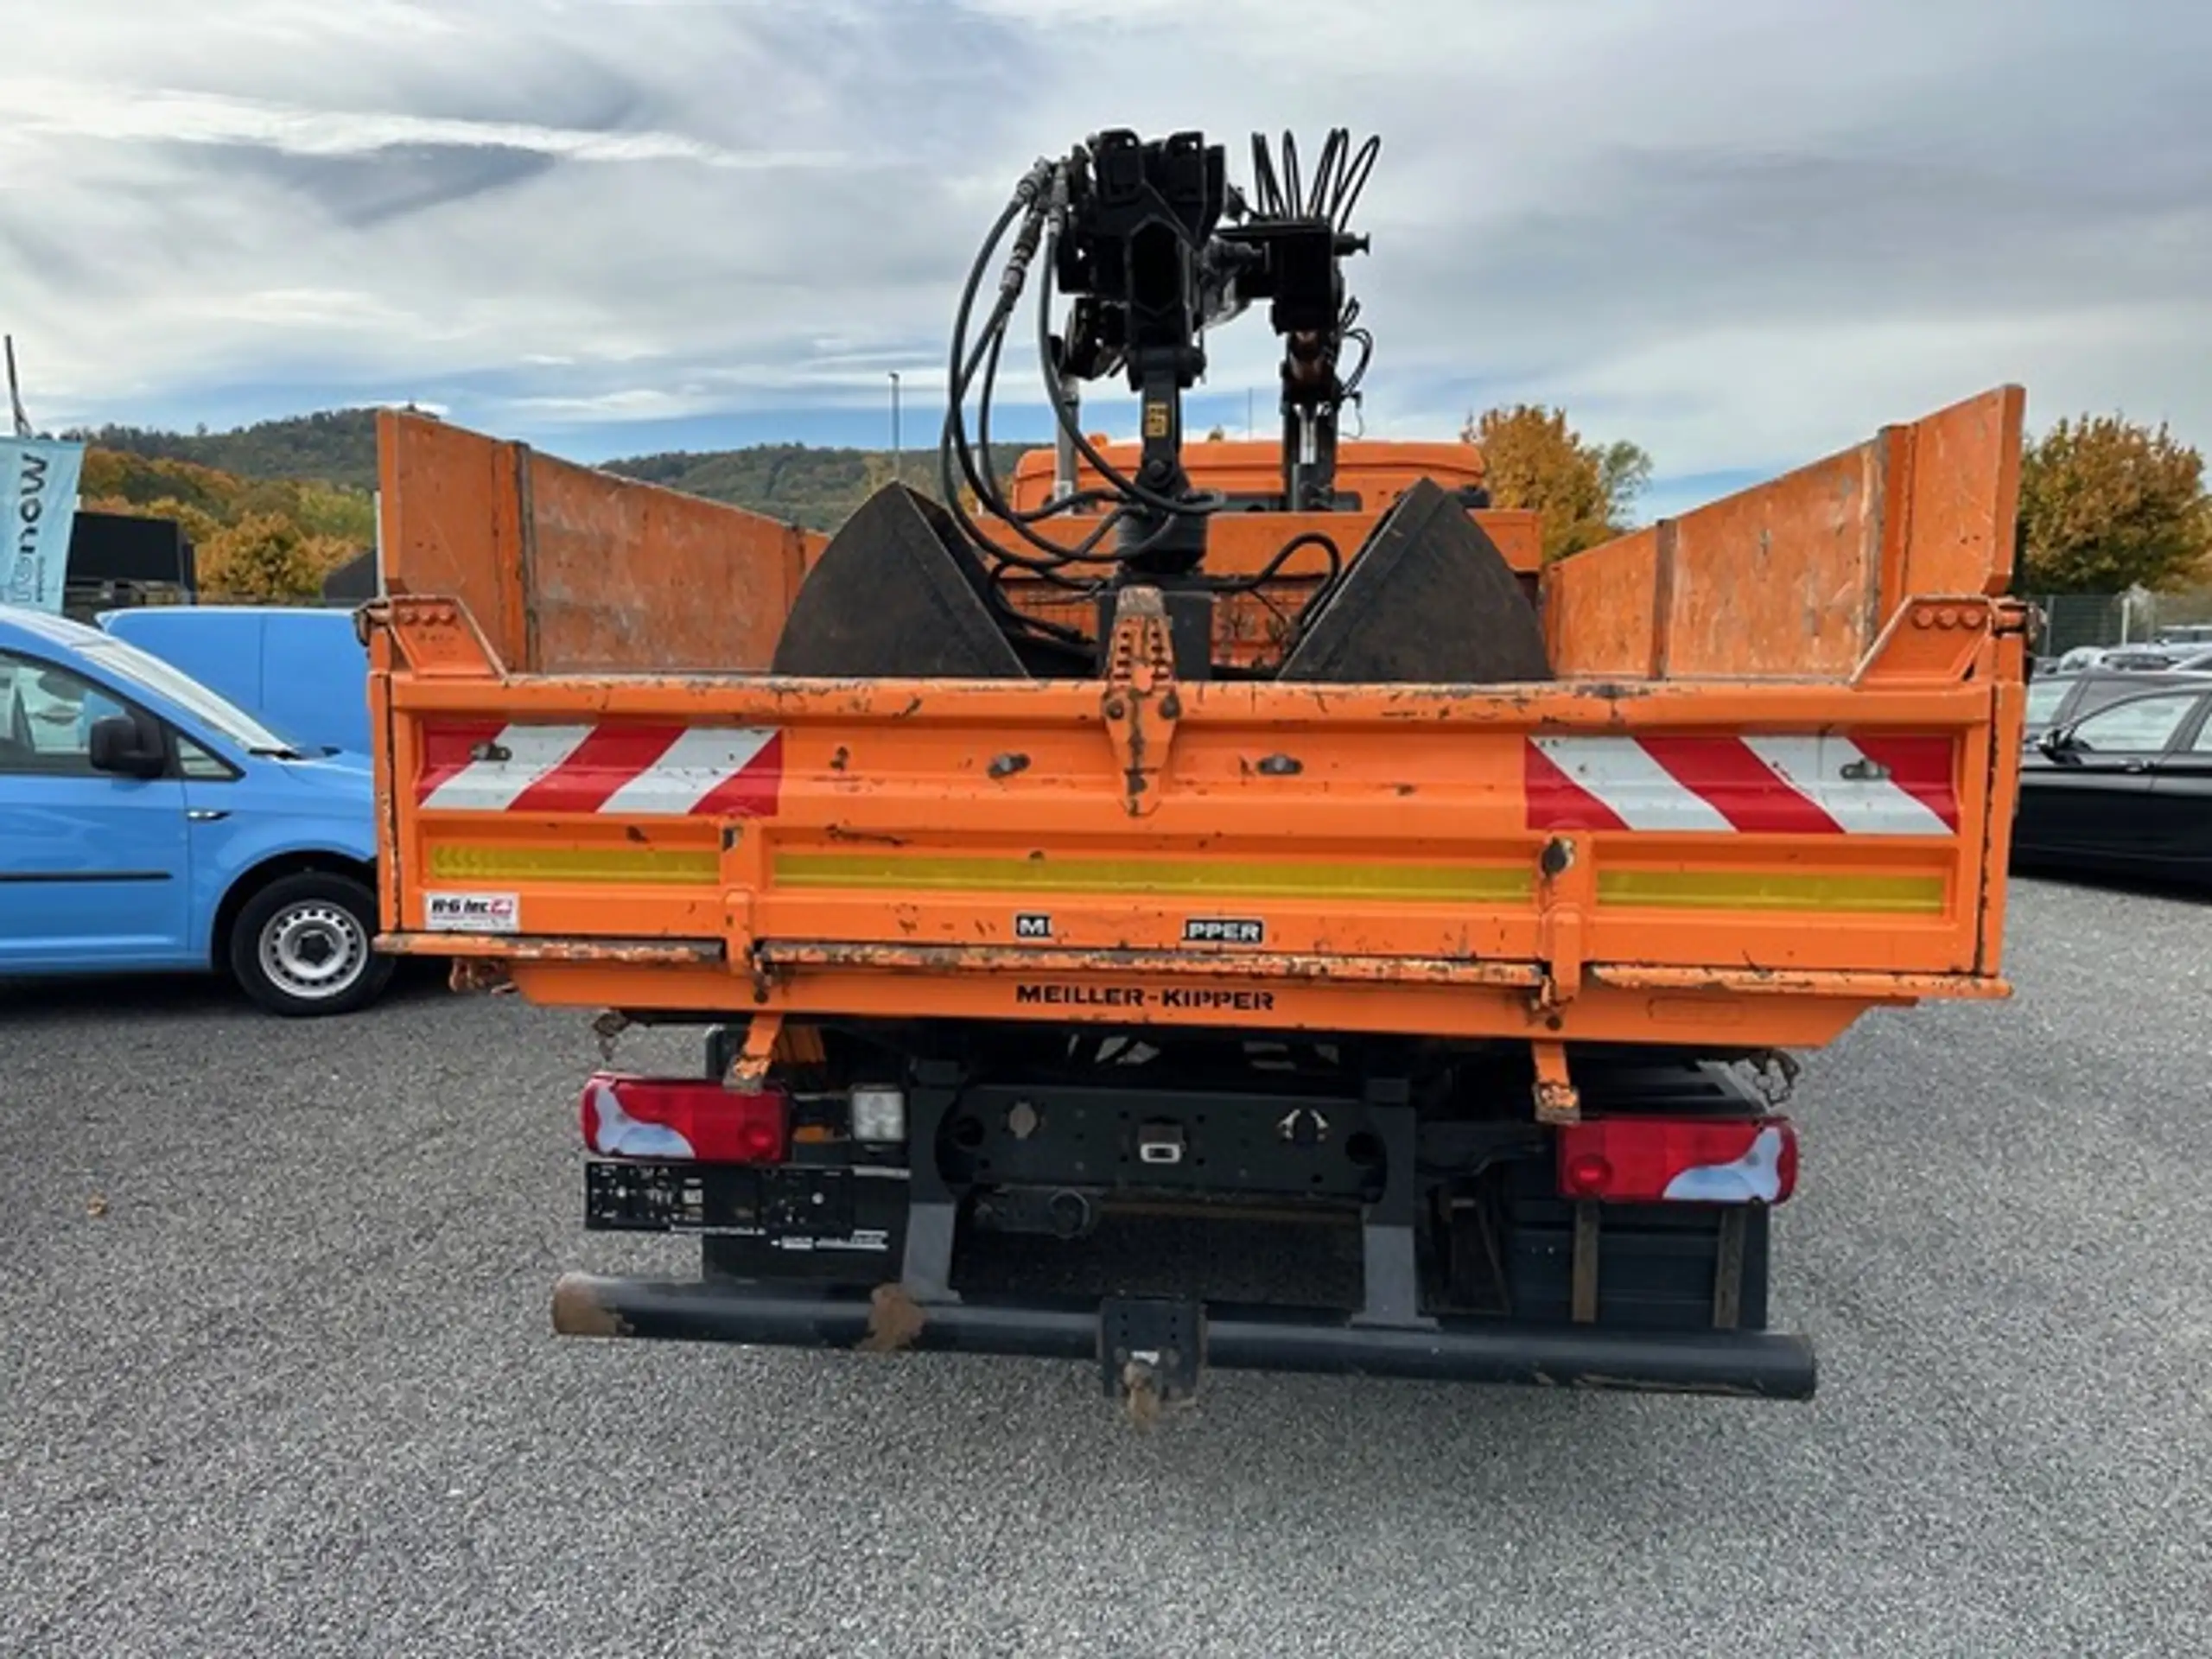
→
(4, 879, 2209, 1657)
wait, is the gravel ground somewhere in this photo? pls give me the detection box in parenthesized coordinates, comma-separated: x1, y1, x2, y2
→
(3, 878, 2209, 1657)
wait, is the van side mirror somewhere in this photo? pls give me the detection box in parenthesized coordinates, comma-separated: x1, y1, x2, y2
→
(2037, 725, 2080, 760)
(88, 713, 167, 779)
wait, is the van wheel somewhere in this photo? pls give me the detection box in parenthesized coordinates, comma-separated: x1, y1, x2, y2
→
(229, 873, 395, 1017)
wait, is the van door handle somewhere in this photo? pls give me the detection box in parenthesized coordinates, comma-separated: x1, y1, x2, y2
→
(185, 808, 230, 823)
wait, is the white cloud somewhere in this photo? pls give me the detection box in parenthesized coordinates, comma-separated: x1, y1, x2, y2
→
(7, 79, 855, 169)
(0, 0, 2206, 500)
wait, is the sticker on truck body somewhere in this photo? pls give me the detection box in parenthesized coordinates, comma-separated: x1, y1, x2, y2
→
(1184, 918, 1265, 944)
(1525, 734, 1960, 836)
(424, 891, 520, 933)
(415, 722, 782, 817)
(1014, 983, 1277, 1013)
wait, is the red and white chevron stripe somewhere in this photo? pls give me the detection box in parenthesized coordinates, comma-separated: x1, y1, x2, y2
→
(1526, 734, 1958, 836)
(416, 722, 783, 817)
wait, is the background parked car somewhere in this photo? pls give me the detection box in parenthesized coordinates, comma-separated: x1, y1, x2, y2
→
(0, 604, 392, 1015)
(2014, 682, 2212, 888)
(2097, 642, 2212, 673)
(2056, 645, 2114, 672)
(2023, 667, 2212, 745)
(99, 604, 372, 758)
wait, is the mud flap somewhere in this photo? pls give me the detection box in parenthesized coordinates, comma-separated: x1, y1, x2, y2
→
(1278, 476, 1553, 683)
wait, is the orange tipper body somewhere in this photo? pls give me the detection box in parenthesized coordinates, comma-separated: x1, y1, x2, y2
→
(364, 384, 2026, 1404)
(366, 388, 2025, 1056)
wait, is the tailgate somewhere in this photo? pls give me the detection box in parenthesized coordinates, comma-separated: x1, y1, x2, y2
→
(372, 596, 2019, 1046)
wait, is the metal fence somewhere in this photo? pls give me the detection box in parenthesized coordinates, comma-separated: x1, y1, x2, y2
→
(2024, 588, 2212, 658)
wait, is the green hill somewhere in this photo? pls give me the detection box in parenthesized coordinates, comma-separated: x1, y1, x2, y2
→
(73, 408, 1039, 531)
(68, 410, 387, 494)
(603, 443, 1032, 531)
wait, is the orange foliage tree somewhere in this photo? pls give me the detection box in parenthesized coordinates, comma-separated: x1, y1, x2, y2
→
(1461, 404, 1650, 563)
(2018, 414, 2210, 594)
(194, 514, 323, 601)
(75, 447, 371, 601)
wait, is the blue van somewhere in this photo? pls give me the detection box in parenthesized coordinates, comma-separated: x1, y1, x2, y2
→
(99, 605, 372, 758)
(0, 604, 392, 1015)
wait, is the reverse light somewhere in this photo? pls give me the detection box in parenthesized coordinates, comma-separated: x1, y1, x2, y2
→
(849, 1084, 907, 1144)
(581, 1071, 788, 1165)
(1556, 1116, 1797, 1205)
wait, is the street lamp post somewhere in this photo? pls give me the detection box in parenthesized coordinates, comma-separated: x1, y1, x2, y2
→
(888, 371, 901, 488)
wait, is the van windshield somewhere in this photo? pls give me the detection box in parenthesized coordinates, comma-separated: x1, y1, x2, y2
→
(77, 638, 307, 757)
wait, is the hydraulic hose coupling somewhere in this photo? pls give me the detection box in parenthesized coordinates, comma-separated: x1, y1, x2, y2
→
(1002, 207, 1047, 298)
(1000, 162, 1063, 300)
(1012, 156, 1056, 206)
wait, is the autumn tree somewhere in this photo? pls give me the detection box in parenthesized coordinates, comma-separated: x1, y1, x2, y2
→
(79, 493, 223, 549)
(2017, 414, 2211, 594)
(198, 513, 324, 601)
(79, 449, 234, 519)
(73, 443, 377, 601)
(1596, 441, 1653, 525)
(1462, 404, 1651, 563)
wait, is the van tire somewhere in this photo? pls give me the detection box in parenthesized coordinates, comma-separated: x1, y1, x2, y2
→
(228, 872, 395, 1017)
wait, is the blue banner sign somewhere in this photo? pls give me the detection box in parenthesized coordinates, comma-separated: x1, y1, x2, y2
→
(4, 437, 86, 613)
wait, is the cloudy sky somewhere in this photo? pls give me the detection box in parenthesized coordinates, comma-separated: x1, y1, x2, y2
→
(3, 0, 2207, 516)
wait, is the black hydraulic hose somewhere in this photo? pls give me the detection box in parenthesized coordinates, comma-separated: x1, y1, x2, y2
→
(938, 193, 1027, 515)
(965, 327, 1160, 569)
(1249, 134, 1283, 217)
(1262, 530, 1344, 592)
(940, 158, 1056, 488)
(1282, 531, 1352, 642)
(973, 324, 1117, 530)
(934, 152, 1221, 612)
(1034, 229, 1218, 521)
(935, 185, 1128, 575)
(1340, 327, 1374, 395)
(934, 172, 1157, 569)
(1307, 128, 1345, 218)
(1333, 135, 1380, 229)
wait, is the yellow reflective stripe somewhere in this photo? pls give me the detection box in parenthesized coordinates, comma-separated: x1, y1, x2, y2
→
(423, 846, 1937, 912)
(1597, 869, 1947, 914)
(426, 845, 718, 885)
(772, 852, 1533, 903)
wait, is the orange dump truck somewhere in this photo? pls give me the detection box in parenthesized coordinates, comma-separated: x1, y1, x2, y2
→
(364, 130, 2026, 1403)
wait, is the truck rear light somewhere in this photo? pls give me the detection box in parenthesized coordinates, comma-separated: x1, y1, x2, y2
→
(1556, 1116, 1796, 1205)
(849, 1084, 906, 1143)
(581, 1072, 788, 1165)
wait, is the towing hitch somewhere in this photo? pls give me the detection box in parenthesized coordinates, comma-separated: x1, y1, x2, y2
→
(1101, 1296, 1205, 1416)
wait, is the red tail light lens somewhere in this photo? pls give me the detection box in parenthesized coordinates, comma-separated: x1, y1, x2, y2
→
(1563, 1152, 1614, 1197)
(581, 1071, 788, 1165)
(1556, 1116, 1796, 1205)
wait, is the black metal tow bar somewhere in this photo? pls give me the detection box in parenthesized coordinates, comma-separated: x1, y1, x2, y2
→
(551, 1274, 1817, 1401)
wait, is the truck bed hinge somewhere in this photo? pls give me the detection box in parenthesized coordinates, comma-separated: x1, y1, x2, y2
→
(723, 1012, 785, 1090)
(1533, 833, 1590, 1014)
(1855, 594, 2018, 686)
(359, 594, 505, 677)
(1100, 585, 1182, 818)
(1532, 1039, 1580, 1126)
